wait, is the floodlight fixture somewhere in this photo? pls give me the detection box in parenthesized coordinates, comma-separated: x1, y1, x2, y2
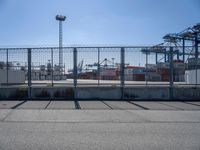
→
(56, 15, 66, 21)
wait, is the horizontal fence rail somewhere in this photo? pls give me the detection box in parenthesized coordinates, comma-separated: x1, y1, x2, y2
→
(0, 46, 199, 99)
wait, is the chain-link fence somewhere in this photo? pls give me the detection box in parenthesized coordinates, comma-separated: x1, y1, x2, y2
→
(0, 46, 199, 89)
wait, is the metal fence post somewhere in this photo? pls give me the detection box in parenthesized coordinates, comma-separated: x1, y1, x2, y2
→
(73, 48, 77, 88)
(145, 51, 148, 86)
(164, 49, 167, 62)
(177, 50, 179, 60)
(195, 36, 198, 59)
(169, 47, 174, 100)
(182, 38, 185, 62)
(195, 60, 198, 86)
(6, 49, 8, 85)
(168, 52, 170, 62)
(120, 47, 125, 99)
(73, 48, 80, 109)
(98, 48, 100, 86)
(73, 47, 78, 99)
(195, 36, 199, 86)
(28, 48, 32, 100)
(51, 48, 54, 87)
(155, 52, 158, 64)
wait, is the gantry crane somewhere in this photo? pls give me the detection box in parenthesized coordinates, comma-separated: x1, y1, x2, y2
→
(141, 23, 200, 64)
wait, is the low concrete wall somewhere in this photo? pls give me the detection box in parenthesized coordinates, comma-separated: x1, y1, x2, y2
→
(76, 87, 122, 100)
(173, 87, 200, 100)
(31, 87, 74, 99)
(124, 87, 169, 100)
(0, 86, 200, 100)
(0, 88, 28, 99)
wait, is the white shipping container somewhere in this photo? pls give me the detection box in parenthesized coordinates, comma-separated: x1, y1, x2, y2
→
(0, 70, 25, 84)
(185, 69, 200, 84)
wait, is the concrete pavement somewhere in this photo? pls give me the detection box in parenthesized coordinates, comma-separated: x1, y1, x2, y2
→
(1, 100, 200, 110)
(0, 100, 200, 150)
(1, 109, 200, 123)
(0, 109, 200, 150)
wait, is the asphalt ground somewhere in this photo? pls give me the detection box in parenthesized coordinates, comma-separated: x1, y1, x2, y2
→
(0, 109, 200, 150)
(0, 100, 200, 110)
(0, 101, 200, 150)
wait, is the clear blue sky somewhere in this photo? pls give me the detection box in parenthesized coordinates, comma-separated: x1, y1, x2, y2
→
(0, 0, 199, 47)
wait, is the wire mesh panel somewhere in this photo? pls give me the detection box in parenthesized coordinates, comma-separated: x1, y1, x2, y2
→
(124, 47, 172, 86)
(0, 50, 7, 63)
(99, 48, 121, 86)
(148, 49, 170, 86)
(51, 48, 60, 85)
(184, 46, 200, 86)
(124, 47, 147, 86)
(172, 46, 186, 86)
(31, 48, 51, 87)
(0, 46, 199, 89)
(7, 49, 28, 87)
(76, 48, 98, 86)
(0, 49, 7, 85)
(63, 47, 73, 86)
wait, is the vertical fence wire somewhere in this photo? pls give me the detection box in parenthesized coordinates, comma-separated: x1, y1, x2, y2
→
(73, 48, 77, 87)
(98, 48, 100, 86)
(28, 48, 32, 99)
(120, 47, 125, 87)
(145, 51, 148, 86)
(6, 49, 8, 85)
(51, 48, 54, 86)
(169, 47, 174, 99)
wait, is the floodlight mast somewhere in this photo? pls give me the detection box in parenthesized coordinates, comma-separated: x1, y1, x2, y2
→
(55, 15, 66, 72)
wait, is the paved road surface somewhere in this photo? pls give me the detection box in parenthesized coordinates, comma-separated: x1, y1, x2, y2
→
(1, 100, 200, 110)
(0, 101, 200, 150)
